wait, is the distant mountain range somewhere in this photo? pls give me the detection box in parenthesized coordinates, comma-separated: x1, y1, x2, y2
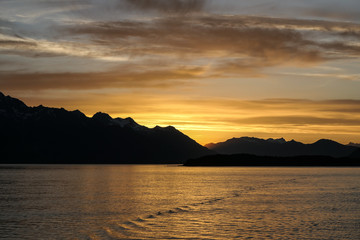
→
(348, 142, 360, 148)
(0, 92, 211, 164)
(188, 137, 360, 166)
(350, 148, 360, 159)
(205, 137, 359, 158)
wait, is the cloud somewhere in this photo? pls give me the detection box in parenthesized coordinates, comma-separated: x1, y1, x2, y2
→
(122, 0, 207, 14)
(211, 98, 360, 114)
(65, 15, 329, 65)
(2, 8, 360, 94)
(63, 14, 360, 69)
(0, 65, 204, 90)
(0, 39, 37, 47)
(3, 13, 359, 76)
(301, 5, 360, 22)
(320, 42, 360, 56)
(35, 0, 207, 20)
(5, 11, 360, 91)
(235, 115, 360, 126)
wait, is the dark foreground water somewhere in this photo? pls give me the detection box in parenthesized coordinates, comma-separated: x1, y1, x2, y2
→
(0, 165, 359, 240)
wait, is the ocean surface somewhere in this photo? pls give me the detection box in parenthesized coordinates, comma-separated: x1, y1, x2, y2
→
(0, 165, 359, 240)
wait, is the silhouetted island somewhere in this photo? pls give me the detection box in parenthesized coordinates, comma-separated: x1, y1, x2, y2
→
(0, 92, 211, 164)
(184, 154, 360, 167)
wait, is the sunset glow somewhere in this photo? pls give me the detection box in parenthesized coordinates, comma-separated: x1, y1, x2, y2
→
(1, 0, 360, 145)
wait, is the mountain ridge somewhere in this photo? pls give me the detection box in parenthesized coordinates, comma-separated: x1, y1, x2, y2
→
(0, 92, 212, 164)
(1, 92, 359, 164)
(206, 136, 358, 158)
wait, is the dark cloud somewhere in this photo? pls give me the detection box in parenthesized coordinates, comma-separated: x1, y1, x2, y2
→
(0, 50, 66, 58)
(339, 30, 360, 39)
(65, 15, 327, 64)
(38, 0, 207, 18)
(224, 15, 360, 32)
(0, 40, 37, 47)
(0, 66, 203, 90)
(320, 42, 360, 56)
(0, 38, 42, 57)
(0, 18, 12, 28)
(64, 14, 360, 64)
(303, 7, 360, 22)
(122, 0, 207, 14)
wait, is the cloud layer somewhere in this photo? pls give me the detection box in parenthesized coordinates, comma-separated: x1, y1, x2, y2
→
(1, 0, 360, 144)
(123, 0, 207, 13)
(1, 14, 359, 91)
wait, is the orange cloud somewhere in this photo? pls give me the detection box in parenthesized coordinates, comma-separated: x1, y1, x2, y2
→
(0, 65, 204, 90)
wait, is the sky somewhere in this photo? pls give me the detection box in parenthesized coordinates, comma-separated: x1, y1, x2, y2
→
(1, 0, 360, 145)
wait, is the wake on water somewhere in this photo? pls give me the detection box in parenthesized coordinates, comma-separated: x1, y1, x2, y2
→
(85, 177, 308, 240)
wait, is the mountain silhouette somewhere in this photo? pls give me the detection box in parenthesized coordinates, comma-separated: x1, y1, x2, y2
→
(349, 148, 360, 159)
(205, 137, 358, 158)
(0, 92, 211, 164)
(348, 142, 360, 148)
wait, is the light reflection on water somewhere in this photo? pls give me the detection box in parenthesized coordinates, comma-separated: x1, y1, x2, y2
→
(0, 165, 359, 239)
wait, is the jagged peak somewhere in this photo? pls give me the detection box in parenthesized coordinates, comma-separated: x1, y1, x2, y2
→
(112, 116, 142, 128)
(92, 112, 113, 121)
(153, 125, 177, 131)
(0, 92, 28, 109)
(70, 109, 86, 118)
(72, 109, 82, 114)
(125, 117, 134, 121)
(37, 104, 45, 108)
(348, 142, 360, 147)
(266, 137, 286, 143)
(124, 117, 136, 124)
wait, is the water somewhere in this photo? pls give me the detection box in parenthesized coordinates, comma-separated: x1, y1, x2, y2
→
(0, 165, 359, 240)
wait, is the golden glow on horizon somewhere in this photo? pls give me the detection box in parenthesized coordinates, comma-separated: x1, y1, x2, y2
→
(1, 1, 359, 146)
(18, 93, 360, 146)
